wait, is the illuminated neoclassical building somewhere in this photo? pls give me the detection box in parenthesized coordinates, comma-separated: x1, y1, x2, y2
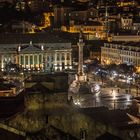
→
(0, 33, 72, 72)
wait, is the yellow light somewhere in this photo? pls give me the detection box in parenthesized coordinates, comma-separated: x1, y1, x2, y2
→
(136, 67, 140, 73)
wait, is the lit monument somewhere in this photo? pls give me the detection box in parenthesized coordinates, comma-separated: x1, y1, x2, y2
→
(76, 31, 87, 82)
(68, 31, 100, 102)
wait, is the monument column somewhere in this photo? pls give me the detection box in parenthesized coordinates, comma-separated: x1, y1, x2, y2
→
(76, 31, 86, 82)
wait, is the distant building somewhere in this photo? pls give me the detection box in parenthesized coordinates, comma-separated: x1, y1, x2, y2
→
(54, 6, 73, 27)
(61, 21, 105, 40)
(70, 7, 98, 22)
(11, 21, 34, 33)
(112, 35, 140, 42)
(121, 16, 133, 30)
(101, 41, 140, 72)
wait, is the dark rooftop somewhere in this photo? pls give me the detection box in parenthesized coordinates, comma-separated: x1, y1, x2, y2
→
(26, 82, 52, 93)
(0, 32, 70, 44)
(96, 132, 123, 140)
(0, 128, 25, 140)
(78, 108, 132, 126)
(0, 83, 16, 90)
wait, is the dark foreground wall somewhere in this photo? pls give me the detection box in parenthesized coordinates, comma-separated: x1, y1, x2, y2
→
(25, 72, 69, 93)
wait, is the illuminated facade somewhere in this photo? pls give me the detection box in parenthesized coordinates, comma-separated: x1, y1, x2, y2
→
(61, 22, 105, 40)
(0, 41, 72, 72)
(121, 17, 133, 30)
(101, 42, 140, 72)
(117, 1, 136, 7)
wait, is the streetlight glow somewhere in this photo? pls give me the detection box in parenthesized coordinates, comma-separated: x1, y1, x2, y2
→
(113, 90, 116, 100)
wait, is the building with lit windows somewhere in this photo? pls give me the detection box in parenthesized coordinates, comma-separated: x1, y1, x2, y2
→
(61, 21, 105, 40)
(121, 16, 133, 30)
(0, 33, 72, 72)
(101, 42, 140, 72)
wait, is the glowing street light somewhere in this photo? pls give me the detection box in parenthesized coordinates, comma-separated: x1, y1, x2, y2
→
(113, 90, 116, 100)
(74, 99, 81, 106)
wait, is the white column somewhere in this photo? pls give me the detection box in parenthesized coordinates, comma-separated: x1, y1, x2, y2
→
(33, 55, 34, 67)
(37, 54, 39, 68)
(64, 53, 67, 66)
(19, 55, 21, 66)
(59, 52, 62, 70)
(54, 52, 57, 71)
(24, 55, 26, 68)
(1, 55, 3, 70)
(41, 54, 43, 69)
(28, 55, 30, 69)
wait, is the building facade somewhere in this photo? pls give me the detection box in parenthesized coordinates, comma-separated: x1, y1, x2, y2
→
(0, 41, 72, 72)
(121, 17, 133, 30)
(61, 21, 105, 40)
(101, 42, 140, 72)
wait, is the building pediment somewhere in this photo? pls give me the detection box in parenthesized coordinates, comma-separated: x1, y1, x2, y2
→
(19, 44, 42, 53)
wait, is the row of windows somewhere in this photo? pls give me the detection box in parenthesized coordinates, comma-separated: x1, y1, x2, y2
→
(47, 53, 71, 61)
(102, 48, 140, 57)
(46, 62, 71, 67)
(122, 19, 132, 24)
(102, 54, 140, 65)
(20, 53, 71, 64)
(72, 27, 101, 32)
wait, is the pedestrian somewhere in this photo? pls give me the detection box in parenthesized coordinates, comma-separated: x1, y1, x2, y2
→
(118, 88, 120, 93)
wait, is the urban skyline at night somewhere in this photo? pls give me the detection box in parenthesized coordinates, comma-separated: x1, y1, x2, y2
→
(0, 0, 140, 140)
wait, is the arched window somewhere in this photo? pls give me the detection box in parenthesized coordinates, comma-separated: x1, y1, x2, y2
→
(57, 54, 59, 61)
(67, 53, 70, 60)
(62, 54, 65, 60)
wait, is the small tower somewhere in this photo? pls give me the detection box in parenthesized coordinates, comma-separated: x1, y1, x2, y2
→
(76, 30, 87, 82)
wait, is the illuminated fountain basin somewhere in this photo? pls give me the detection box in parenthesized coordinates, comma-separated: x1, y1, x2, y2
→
(68, 80, 100, 102)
